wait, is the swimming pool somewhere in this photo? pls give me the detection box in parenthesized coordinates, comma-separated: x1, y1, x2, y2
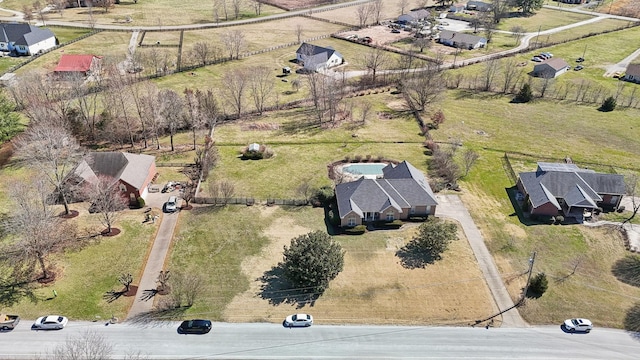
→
(342, 163, 387, 177)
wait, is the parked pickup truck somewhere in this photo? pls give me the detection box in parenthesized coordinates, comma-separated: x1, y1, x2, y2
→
(0, 314, 20, 330)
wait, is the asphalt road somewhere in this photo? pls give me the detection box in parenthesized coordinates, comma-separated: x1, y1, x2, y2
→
(3, 321, 640, 359)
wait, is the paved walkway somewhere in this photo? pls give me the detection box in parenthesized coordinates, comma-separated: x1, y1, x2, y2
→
(436, 194, 528, 328)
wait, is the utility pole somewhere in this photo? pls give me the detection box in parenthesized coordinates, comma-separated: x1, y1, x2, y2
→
(523, 251, 537, 299)
(533, 25, 541, 48)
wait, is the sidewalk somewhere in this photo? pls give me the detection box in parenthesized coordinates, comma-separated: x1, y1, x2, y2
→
(436, 194, 528, 328)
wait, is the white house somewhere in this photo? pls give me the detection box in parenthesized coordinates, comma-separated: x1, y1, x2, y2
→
(398, 9, 430, 24)
(296, 43, 343, 72)
(533, 58, 570, 78)
(0, 23, 56, 56)
(438, 30, 486, 49)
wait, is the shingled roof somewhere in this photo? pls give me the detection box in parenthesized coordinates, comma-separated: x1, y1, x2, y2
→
(73, 152, 155, 191)
(335, 161, 437, 220)
(0, 23, 55, 47)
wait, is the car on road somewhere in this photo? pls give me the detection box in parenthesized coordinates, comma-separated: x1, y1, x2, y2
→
(563, 318, 593, 333)
(33, 315, 68, 330)
(178, 319, 212, 334)
(165, 196, 178, 213)
(574, 65, 584, 71)
(284, 313, 313, 327)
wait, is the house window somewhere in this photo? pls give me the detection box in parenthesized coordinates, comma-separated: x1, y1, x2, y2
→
(348, 217, 356, 227)
(119, 183, 127, 192)
(610, 196, 619, 205)
(410, 207, 416, 215)
(386, 212, 394, 221)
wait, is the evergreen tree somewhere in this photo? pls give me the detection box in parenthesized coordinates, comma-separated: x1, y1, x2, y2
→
(516, 83, 533, 103)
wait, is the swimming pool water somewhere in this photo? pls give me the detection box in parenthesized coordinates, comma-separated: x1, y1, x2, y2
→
(342, 163, 386, 176)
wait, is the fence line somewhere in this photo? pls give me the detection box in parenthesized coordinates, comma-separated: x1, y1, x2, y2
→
(193, 196, 310, 206)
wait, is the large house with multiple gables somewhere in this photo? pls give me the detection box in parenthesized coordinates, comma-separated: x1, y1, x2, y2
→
(517, 162, 625, 221)
(335, 161, 438, 227)
(0, 23, 56, 56)
(296, 43, 343, 72)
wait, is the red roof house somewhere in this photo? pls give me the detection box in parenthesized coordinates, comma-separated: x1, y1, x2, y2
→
(54, 54, 102, 76)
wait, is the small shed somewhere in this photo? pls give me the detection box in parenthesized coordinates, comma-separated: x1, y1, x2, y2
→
(248, 143, 260, 152)
(282, 66, 291, 74)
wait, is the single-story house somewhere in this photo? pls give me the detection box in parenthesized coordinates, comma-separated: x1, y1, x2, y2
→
(0, 23, 56, 56)
(54, 54, 103, 77)
(335, 161, 438, 227)
(517, 162, 625, 221)
(296, 43, 343, 72)
(533, 58, 570, 78)
(438, 30, 487, 50)
(466, 1, 492, 11)
(71, 152, 157, 204)
(558, 0, 585, 4)
(624, 63, 640, 83)
(449, 3, 466, 13)
(398, 9, 430, 23)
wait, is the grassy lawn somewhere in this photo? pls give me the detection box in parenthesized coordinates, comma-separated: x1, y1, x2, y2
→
(169, 205, 495, 325)
(48, 26, 95, 44)
(1, 0, 285, 26)
(497, 8, 594, 33)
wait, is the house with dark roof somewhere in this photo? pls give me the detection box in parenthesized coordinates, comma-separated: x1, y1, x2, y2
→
(466, 1, 492, 11)
(0, 23, 56, 56)
(71, 152, 157, 204)
(335, 161, 438, 227)
(296, 43, 343, 71)
(54, 54, 103, 77)
(624, 63, 640, 83)
(533, 58, 570, 78)
(438, 30, 486, 50)
(517, 162, 625, 221)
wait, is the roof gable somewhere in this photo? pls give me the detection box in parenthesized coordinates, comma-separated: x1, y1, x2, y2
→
(0, 24, 54, 46)
(54, 54, 101, 72)
(74, 152, 155, 191)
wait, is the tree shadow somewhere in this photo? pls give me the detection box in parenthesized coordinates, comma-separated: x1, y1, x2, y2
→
(395, 242, 437, 269)
(139, 289, 158, 301)
(125, 307, 189, 328)
(623, 302, 640, 340)
(524, 286, 543, 299)
(103, 289, 125, 303)
(612, 255, 640, 287)
(257, 265, 318, 308)
(0, 276, 37, 307)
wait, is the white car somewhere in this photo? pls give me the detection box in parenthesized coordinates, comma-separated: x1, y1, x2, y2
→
(284, 313, 313, 327)
(165, 196, 178, 213)
(563, 318, 593, 333)
(33, 315, 68, 330)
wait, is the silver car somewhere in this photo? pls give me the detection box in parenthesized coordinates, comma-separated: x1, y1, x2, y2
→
(284, 313, 313, 327)
(563, 318, 593, 333)
(33, 315, 68, 330)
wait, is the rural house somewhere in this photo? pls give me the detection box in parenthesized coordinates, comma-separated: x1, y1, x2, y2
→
(335, 161, 438, 227)
(295, 43, 343, 72)
(54, 54, 103, 77)
(438, 30, 487, 50)
(449, 3, 466, 13)
(397, 9, 430, 23)
(0, 23, 56, 56)
(466, 1, 492, 11)
(624, 63, 640, 83)
(533, 58, 570, 78)
(517, 162, 625, 222)
(557, 0, 585, 4)
(71, 152, 157, 204)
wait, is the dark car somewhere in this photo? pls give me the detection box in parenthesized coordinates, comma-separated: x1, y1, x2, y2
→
(178, 319, 212, 334)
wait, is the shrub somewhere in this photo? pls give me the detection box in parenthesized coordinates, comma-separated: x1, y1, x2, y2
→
(600, 96, 616, 112)
(618, 205, 626, 213)
(314, 185, 335, 205)
(354, 154, 363, 162)
(344, 155, 351, 163)
(528, 272, 548, 296)
(344, 225, 366, 235)
(327, 209, 340, 225)
(137, 197, 145, 209)
(555, 215, 564, 224)
(365, 154, 372, 162)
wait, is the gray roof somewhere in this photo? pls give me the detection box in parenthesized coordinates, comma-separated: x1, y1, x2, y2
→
(0, 23, 55, 46)
(438, 30, 486, 45)
(534, 58, 570, 72)
(518, 162, 625, 209)
(626, 63, 640, 77)
(336, 161, 437, 219)
(296, 43, 342, 69)
(74, 152, 155, 190)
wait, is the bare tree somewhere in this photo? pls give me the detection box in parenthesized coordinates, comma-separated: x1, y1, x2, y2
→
(294, 23, 304, 44)
(462, 148, 479, 177)
(361, 47, 389, 84)
(129, 81, 159, 149)
(22, 5, 34, 23)
(13, 125, 84, 215)
(157, 270, 171, 293)
(232, 0, 242, 19)
(164, 271, 204, 308)
(622, 174, 640, 225)
(401, 65, 445, 111)
(194, 135, 219, 181)
(537, 77, 554, 98)
(195, 89, 221, 135)
(3, 177, 76, 281)
(95, 0, 115, 13)
(357, 99, 373, 125)
(296, 177, 313, 203)
(501, 58, 521, 94)
(510, 25, 526, 46)
(212, 0, 227, 21)
(222, 69, 249, 118)
(414, 37, 431, 53)
(491, 0, 509, 24)
(481, 59, 499, 91)
(184, 88, 204, 150)
(118, 273, 133, 293)
(192, 42, 214, 66)
(250, 0, 262, 15)
(158, 89, 185, 152)
(221, 29, 245, 60)
(371, 0, 384, 24)
(249, 66, 274, 115)
(356, 4, 373, 28)
(209, 180, 235, 205)
(52, 330, 114, 360)
(399, 0, 409, 14)
(53, 0, 67, 17)
(84, 175, 128, 234)
(103, 67, 137, 148)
